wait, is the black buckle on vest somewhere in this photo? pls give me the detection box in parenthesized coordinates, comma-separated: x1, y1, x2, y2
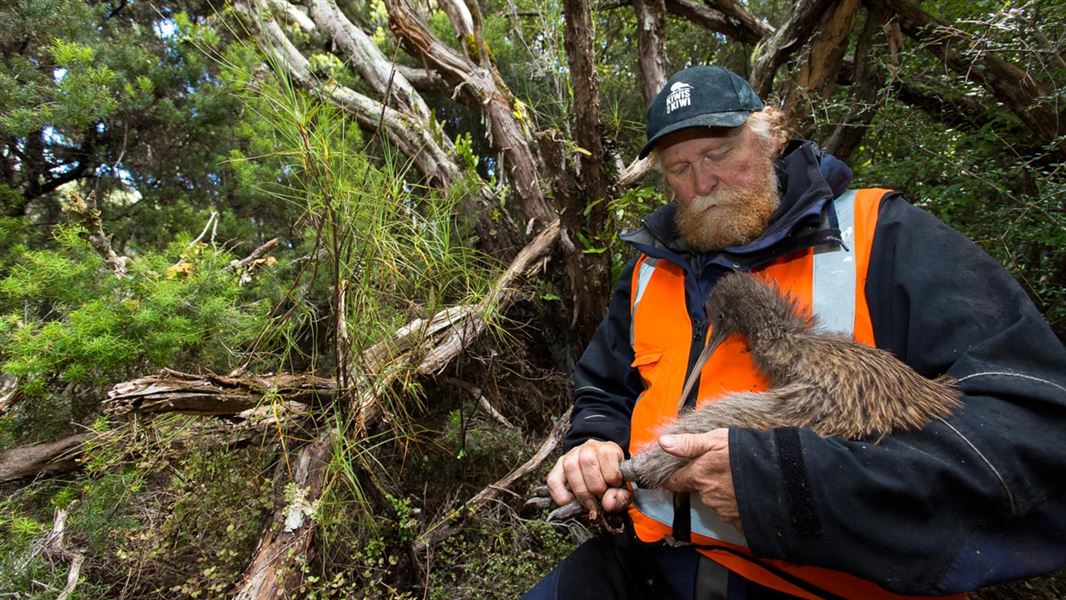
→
(671, 492, 691, 542)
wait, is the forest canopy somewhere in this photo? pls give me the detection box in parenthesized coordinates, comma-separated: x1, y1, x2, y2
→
(0, 0, 1063, 597)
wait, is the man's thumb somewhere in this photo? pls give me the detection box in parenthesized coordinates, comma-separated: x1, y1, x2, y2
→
(659, 433, 710, 457)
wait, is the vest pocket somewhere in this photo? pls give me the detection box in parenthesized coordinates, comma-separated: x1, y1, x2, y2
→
(631, 349, 663, 388)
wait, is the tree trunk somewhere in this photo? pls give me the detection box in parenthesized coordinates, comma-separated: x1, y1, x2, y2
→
(632, 0, 670, 105)
(560, 0, 615, 338)
(784, 0, 861, 112)
(0, 433, 92, 483)
(750, 0, 839, 97)
(824, 2, 889, 160)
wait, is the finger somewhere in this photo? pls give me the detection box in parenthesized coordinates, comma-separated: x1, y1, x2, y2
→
(563, 450, 597, 512)
(546, 456, 573, 506)
(578, 444, 609, 498)
(602, 487, 633, 513)
(596, 442, 624, 486)
(659, 428, 728, 458)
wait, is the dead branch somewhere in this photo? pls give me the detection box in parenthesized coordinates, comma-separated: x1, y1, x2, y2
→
(0, 376, 18, 415)
(103, 369, 336, 417)
(0, 404, 308, 483)
(663, 0, 769, 46)
(66, 192, 131, 277)
(306, 0, 433, 121)
(22, 504, 84, 600)
(384, 0, 555, 228)
(236, 0, 462, 187)
(0, 433, 92, 483)
(617, 154, 655, 189)
(413, 405, 572, 553)
(463, 382, 516, 429)
(224, 238, 280, 286)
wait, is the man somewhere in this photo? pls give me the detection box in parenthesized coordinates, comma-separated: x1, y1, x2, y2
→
(524, 65, 1066, 599)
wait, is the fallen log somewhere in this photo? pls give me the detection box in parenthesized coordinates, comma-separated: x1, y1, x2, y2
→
(0, 433, 93, 483)
(0, 402, 310, 483)
(104, 369, 336, 416)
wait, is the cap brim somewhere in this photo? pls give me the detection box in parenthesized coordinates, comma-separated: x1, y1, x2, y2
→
(637, 111, 753, 159)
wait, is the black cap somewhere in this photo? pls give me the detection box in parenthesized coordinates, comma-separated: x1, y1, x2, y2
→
(638, 66, 764, 158)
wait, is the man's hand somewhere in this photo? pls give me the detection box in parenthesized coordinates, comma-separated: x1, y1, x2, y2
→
(546, 439, 632, 514)
(660, 428, 743, 533)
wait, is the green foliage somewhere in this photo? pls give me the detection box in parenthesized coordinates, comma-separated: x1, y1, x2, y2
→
(427, 515, 575, 599)
(0, 421, 275, 598)
(0, 225, 267, 442)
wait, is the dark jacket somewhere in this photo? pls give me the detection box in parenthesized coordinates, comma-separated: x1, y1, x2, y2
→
(564, 140, 1066, 595)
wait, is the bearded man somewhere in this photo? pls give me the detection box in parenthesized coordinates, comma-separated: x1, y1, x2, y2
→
(523, 65, 1066, 599)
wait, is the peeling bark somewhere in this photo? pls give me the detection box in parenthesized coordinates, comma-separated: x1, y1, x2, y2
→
(561, 0, 614, 338)
(104, 369, 335, 416)
(785, 0, 861, 110)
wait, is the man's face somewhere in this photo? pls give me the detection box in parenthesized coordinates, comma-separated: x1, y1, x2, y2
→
(657, 123, 780, 251)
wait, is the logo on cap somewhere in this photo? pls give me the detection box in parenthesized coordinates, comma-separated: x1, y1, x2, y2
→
(665, 81, 692, 114)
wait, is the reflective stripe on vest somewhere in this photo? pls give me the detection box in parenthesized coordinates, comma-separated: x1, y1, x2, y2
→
(625, 189, 962, 600)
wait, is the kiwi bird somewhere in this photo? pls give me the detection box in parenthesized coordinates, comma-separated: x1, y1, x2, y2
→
(619, 271, 962, 489)
(541, 271, 961, 520)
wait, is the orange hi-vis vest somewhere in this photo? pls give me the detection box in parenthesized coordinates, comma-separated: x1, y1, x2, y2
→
(626, 189, 965, 600)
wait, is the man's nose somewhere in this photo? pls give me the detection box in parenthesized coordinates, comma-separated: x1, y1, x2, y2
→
(693, 163, 717, 196)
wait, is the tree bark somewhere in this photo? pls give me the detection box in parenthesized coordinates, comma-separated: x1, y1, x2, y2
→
(306, 0, 432, 121)
(385, 0, 555, 229)
(750, 0, 839, 97)
(705, 0, 775, 41)
(664, 0, 770, 46)
(883, 0, 1066, 161)
(0, 433, 92, 483)
(103, 369, 335, 416)
(824, 2, 889, 160)
(632, 0, 670, 105)
(784, 0, 861, 111)
(560, 0, 615, 338)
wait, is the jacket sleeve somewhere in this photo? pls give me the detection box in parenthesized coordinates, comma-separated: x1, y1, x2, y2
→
(563, 257, 645, 453)
(731, 193, 1066, 594)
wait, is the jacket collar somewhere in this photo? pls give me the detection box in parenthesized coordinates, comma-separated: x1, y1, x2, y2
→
(621, 140, 853, 269)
